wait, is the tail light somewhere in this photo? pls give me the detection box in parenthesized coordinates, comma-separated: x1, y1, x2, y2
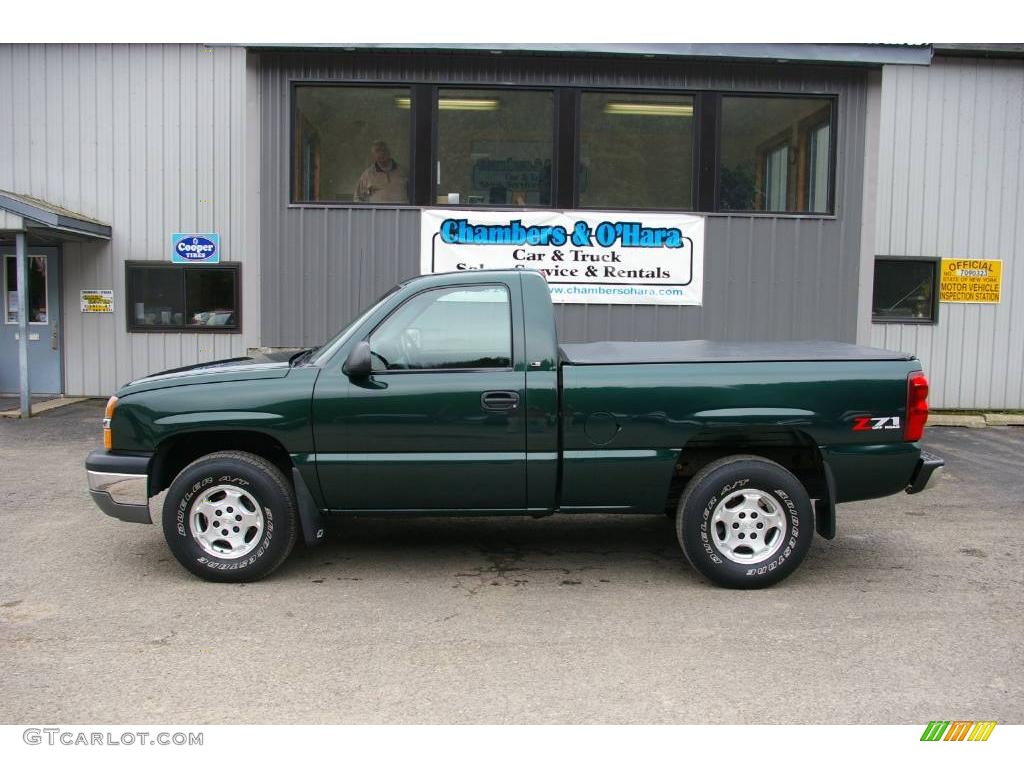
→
(103, 395, 118, 450)
(905, 372, 929, 441)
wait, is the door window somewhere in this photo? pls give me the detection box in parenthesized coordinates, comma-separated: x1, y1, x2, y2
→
(369, 285, 512, 371)
(4, 255, 48, 324)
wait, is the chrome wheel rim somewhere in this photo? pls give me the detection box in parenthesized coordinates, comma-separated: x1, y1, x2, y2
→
(710, 488, 787, 564)
(188, 484, 264, 560)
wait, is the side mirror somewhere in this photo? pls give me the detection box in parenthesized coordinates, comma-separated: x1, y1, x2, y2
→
(342, 340, 372, 378)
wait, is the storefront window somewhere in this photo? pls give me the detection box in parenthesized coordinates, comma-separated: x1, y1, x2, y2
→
(872, 259, 938, 323)
(436, 89, 553, 207)
(718, 96, 833, 213)
(4, 255, 48, 324)
(126, 263, 240, 331)
(293, 86, 411, 204)
(579, 92, 694, 210)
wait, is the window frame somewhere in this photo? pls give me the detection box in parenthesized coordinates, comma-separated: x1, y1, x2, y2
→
(125, 261, 242, 334)
(287, 81, 839, 218)
(365, 283, 515, 374)
(716, 92, 838, 216)
(871, 256, 940, 325)
(799, 108, 833, 213)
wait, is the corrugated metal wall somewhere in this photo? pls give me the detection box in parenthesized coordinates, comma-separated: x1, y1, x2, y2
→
(260, 52, 870, 348)
(0, 44, 259, 397)
(872, 56, 1024, 409)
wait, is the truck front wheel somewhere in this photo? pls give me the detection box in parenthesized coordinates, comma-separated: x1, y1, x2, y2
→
(675, 455, 814, 588)
(162, 450, 298, 582)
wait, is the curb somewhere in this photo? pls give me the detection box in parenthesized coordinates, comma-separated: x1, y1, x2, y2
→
(927, 412, 1024, 428)
(0, 396, 92, 419)
(985, 413, 1024, 426)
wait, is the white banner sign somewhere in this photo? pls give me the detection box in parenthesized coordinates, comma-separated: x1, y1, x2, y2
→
(420, 209, 704, 305)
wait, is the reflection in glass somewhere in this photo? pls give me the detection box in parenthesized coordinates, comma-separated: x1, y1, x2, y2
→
(579, 93, 694, 210)
(370, 286, 512, 370)
(436, 89, 553, 207)
(186, 270, 238, 327)
(294, 86, 411, 203)
(872, 260, 936, 322)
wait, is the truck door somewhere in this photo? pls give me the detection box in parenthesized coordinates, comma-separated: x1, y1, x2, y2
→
(312, 281, 527, 512)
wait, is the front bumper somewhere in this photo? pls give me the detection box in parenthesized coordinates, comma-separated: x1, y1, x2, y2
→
(85, 449, 152, 524)
(906, 450, 945, 494)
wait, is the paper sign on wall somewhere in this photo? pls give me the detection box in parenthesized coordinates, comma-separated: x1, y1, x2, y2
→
(80, 289, 114, 313)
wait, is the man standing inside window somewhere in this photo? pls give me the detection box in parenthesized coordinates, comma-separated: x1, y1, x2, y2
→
(354, 140, 409, 203)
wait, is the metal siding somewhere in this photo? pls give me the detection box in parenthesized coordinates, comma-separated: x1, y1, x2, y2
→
(261, 51, 869, 347)
(872, 56, 1024, 408)
(0, 44, 257, 397)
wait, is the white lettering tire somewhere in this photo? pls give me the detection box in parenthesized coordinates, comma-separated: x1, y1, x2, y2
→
(162, 451, 298, 583)
(675, 455, 814, 589)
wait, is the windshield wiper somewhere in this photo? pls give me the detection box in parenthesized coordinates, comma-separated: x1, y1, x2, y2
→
(289, 347, 319, 367)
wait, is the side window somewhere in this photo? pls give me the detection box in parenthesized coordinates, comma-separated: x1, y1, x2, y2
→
(872, 258, 939, 324)
(125, 263, 241, 332)
(369, 285, 512, 371)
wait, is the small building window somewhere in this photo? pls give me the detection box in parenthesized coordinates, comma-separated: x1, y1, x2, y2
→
(126, 263, 241, 332)
(293, 86, 412, 204)
(872, 259, 938, 323)
(578, 92, 695, 210)
(436, 88, 554, 207)
(718, 95, 834, 213)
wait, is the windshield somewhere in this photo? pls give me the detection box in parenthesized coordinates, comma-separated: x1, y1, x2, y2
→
(307, 285, 402, 366)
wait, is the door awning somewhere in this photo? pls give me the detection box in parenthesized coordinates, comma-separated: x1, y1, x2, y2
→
(0, 189, 111, 241)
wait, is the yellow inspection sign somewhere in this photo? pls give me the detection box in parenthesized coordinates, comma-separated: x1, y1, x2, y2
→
(939, 259, 1002, 303)
(80, 289, 114, 313)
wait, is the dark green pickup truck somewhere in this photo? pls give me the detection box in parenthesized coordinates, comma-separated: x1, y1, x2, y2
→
(86, 269, 942, 588)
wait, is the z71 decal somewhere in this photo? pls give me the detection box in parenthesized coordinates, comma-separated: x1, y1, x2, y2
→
(852, 415, 902, 431)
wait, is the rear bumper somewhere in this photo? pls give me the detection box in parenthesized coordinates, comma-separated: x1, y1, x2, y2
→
(85, 449, 152, 524)
(906, 450, 944, 494)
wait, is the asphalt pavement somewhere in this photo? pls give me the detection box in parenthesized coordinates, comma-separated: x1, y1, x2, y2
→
(0, 400, 1021, 724)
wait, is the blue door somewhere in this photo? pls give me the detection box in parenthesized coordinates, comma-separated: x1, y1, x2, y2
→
(1, 247, 63, 394)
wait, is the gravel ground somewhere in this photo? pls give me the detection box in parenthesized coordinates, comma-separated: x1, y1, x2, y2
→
(0, 400, 1021, 724)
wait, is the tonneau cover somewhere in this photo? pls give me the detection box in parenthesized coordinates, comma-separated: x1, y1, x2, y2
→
(559, 340, 914, 365)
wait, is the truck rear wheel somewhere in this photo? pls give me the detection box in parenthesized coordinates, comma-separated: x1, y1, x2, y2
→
(675, 455, 813, 588)
(162, 451, 298, 582)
